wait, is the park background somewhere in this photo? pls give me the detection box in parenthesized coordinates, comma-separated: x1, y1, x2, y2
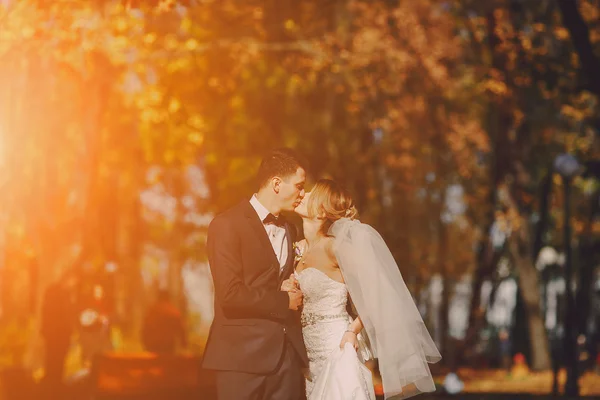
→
(1, 0, 600, 397)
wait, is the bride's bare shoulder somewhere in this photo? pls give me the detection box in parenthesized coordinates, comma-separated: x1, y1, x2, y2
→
(324, 237, 337, 264)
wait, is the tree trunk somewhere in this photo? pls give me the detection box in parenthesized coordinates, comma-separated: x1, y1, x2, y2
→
(464, 196, 497, 350)
(508, 224, 551, 370)
(464, 7, 510, 348)
(576, 190, 600, 335)
(124, 196, 146, 338)
(557, 0, 600, 97)
(438, 225, 453, 367)
(533, 170, 553, 259)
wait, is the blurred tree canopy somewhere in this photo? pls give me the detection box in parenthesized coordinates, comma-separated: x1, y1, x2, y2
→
(0, 0, 599, 370)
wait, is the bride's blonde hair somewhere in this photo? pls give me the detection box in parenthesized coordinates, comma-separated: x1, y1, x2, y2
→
(307, 179, 358, 236)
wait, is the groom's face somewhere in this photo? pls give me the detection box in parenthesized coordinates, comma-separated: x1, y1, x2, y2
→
(278, 167, 306, 211)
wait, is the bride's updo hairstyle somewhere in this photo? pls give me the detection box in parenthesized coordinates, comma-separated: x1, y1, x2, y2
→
(307, 179, 358, 236)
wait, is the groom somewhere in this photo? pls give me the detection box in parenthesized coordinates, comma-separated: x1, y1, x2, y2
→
(203, 148, 309, 399)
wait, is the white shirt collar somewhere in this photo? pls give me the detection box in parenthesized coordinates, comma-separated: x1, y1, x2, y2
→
(250, 194, 271, 222)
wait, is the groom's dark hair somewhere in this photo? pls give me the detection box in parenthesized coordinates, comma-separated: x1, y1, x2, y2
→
(257, 148, 307, 188)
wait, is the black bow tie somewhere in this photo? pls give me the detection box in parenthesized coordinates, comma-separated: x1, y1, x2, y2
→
(263, 213, 285, 227)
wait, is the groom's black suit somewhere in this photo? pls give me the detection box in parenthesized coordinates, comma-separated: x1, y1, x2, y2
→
(202, 200, 308, 399)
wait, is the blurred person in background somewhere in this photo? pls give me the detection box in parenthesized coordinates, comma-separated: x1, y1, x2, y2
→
(40, 270, 78, 397)
(79, 284, 113, 368)
(499, 328, 512, 371)
(142, 289, 187, 354)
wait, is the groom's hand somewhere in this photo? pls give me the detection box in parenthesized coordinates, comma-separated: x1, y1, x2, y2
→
(281, 274, 299, 292)
(288, 290, 303, 310)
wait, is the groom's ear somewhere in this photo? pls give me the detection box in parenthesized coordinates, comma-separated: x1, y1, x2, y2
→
(272, 176, 282, 194)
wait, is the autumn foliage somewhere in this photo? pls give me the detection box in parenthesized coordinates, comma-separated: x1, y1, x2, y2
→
(0, 0, 599, 373)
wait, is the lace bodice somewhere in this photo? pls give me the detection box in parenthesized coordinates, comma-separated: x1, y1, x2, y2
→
(295, 268, 356, 398)
(296, 268, 348, 316)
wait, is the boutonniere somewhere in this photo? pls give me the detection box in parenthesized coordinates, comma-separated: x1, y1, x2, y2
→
(293, 241, 305, 263)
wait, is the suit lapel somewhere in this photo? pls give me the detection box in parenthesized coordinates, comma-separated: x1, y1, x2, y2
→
(279, 222, 296, 282)
(243, 202, 279, 265)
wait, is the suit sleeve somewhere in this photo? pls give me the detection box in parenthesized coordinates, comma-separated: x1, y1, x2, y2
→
(208, 216, 289, 320)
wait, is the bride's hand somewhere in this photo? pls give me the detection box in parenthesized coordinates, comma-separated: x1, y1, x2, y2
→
(339, 331, 359, 350)
(281, 274, 299, 292)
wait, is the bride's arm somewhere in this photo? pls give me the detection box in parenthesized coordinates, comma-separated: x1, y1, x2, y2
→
(340, 316, 362, 350)
(326, 238, 364, 334)
(325, 237, 363, 349)
(347, 316, 364, 335)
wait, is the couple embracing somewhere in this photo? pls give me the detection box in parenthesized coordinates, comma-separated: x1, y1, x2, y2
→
(202, 149, 441, 400)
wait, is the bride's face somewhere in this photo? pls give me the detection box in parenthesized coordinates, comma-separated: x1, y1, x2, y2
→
(294, 191, 311, 218)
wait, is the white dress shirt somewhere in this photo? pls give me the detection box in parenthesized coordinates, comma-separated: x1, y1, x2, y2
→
(249, 195, 288, 271)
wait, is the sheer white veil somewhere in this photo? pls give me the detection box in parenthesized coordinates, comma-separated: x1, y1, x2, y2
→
(329, 218, 441, 400)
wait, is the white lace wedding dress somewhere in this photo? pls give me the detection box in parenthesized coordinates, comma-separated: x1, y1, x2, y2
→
(295, 268, 375, 400)
(294, 219, 441, 400)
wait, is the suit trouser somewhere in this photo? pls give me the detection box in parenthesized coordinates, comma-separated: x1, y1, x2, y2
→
(215, 340, 305, 400)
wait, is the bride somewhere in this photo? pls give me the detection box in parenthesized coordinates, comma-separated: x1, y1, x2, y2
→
(282, 179, 441, 400)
